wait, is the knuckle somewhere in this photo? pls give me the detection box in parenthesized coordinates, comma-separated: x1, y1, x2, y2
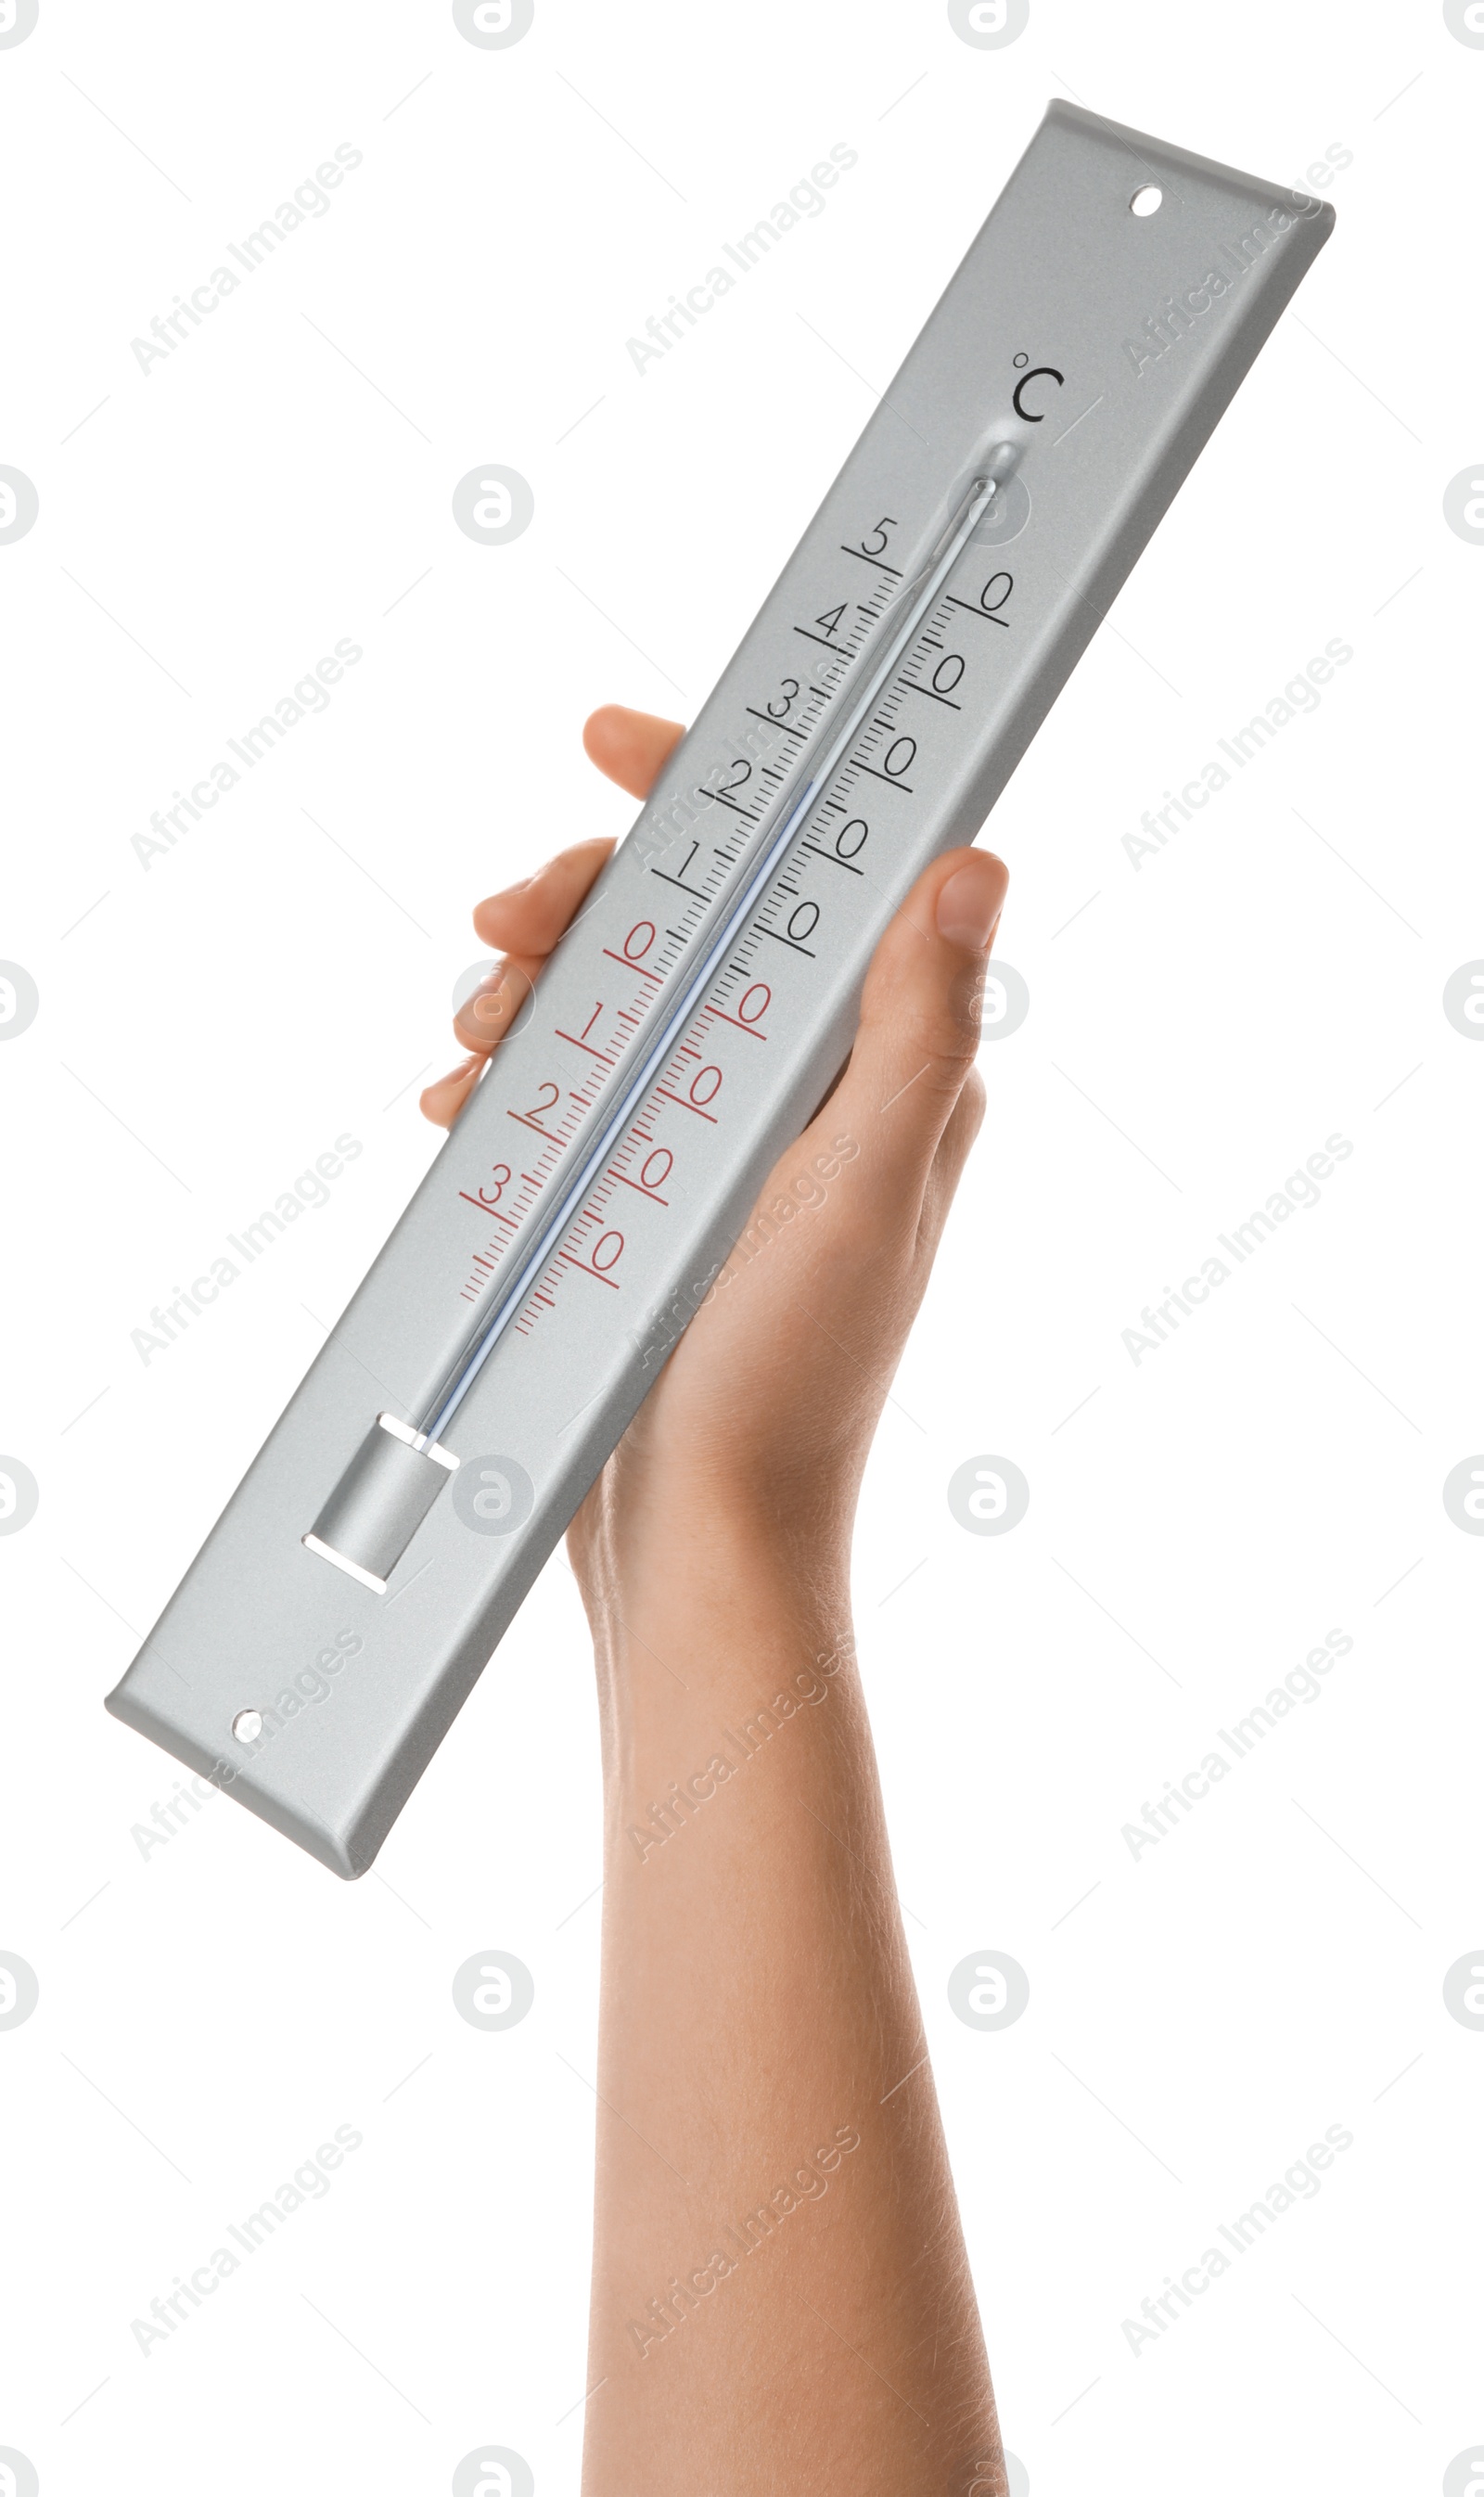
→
(906, 1015, 980, 1099)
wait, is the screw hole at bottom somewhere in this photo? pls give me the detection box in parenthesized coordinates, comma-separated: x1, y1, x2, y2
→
(232, 1709, 262, 1743)
(1131, 185, 1163, 217)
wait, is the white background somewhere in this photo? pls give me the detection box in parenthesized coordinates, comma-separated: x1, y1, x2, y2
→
(1, 2, 1479, 2491)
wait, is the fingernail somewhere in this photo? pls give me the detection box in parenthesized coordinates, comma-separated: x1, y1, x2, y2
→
(936, 860, 1006, 951)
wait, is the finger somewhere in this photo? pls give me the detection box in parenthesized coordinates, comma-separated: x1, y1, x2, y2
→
(471, 835, 614, 954)
(424, 707, 683, 1138)
(420, 1053, 484, 1130)
(915, 1065, 987, 1261)
(451, 953, 541, 1057)
(822, 847, 1007, 1216)
(582, 703, 686, 799)
(427, 839, 617, 1129)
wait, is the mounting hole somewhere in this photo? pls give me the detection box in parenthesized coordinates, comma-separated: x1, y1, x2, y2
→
(232, 1709, 262, 1744)
(1130, 185, 1163, 218)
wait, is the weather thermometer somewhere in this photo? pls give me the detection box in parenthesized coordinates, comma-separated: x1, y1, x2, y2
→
(108, 101, 1334, 1874)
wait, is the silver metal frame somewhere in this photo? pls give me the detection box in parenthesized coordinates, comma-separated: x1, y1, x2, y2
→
(106, 102, 1335, 1876)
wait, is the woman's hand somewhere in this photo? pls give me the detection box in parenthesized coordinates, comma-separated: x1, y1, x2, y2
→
(425, 703, 1013, 2493)
(422, 700, 1008, 1608)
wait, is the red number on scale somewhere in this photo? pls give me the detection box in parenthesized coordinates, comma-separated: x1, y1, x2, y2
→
(563, 1226, 625, 1288)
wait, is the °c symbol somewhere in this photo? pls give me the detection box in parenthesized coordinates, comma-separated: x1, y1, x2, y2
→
(1012, 364, 1065, 421)
(1012, 351, 1029, 368)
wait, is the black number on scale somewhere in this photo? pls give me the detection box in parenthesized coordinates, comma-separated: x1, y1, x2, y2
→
(816, 603, 847, 639)
(768, 678, 800, 719)
(932, 653, 966, 696)
(804, 815, 867, 877)
(759, 896, 821, 956)
(696, 759, 753, 810)
(978, 570, 1013, 622)
(837, 517, 900, 584)
(648, 841, 706, 900)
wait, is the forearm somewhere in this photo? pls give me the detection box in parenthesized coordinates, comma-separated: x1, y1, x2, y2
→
(424, 725, 1011, 2487)
(577, 1525, 1004, 2494)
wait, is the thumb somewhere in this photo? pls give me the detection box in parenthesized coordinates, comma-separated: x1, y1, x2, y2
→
(825, 847, 1008, 1206)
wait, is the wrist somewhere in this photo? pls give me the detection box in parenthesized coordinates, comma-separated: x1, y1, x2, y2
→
(587, 1562, 864, 1865)
(571, 1476, 850, 1645)
(570, 1505, 854, 1709)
